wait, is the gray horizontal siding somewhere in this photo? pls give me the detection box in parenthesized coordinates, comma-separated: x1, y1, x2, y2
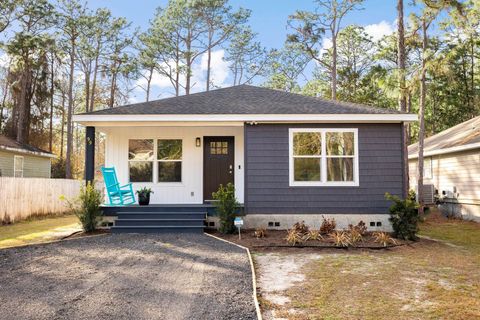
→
(0, 150, 51, 178)
(245, 123, 404, 215)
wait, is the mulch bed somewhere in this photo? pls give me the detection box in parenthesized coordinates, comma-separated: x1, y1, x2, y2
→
(206, 229, 408, 250)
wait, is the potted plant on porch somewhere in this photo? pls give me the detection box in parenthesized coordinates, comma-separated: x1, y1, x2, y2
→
(136, 187, 154, 206)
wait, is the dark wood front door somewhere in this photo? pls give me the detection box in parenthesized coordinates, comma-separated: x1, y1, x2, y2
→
(203, 136, 235, 202)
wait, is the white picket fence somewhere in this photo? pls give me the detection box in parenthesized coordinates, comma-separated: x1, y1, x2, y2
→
(0, 177, 84, 223)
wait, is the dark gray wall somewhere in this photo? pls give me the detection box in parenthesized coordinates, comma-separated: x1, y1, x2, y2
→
(245, 123, 404, 214)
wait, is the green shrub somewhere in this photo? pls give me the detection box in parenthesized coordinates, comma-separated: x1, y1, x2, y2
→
(408, 189, 417, 201)
(65, 182, 103, 233)
(212, 183, 239, 234)
(385, 193, 420, 240)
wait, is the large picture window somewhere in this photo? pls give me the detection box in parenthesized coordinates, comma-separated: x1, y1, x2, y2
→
(289, 129, 358, 186)
(128, 139, 182, 183)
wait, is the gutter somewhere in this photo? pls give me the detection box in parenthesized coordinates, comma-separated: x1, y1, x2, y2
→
(73, 113, 418, 126)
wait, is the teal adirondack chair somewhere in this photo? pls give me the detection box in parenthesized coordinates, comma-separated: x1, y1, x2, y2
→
(101, 167, 136, 205)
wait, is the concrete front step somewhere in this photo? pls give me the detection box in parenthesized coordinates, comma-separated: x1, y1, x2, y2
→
(111, 226, 205, 233)
(116, 212, 206, 220)
(115, 219, 205, 227)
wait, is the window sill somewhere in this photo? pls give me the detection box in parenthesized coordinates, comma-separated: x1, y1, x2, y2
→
(130, 182, 185, 187)
(289, 181, 359, 187)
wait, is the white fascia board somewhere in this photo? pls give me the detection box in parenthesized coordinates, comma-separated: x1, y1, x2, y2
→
(0, 146, 57, 158)
(408, 142, 480, 159)
(73, 113, 417, 126)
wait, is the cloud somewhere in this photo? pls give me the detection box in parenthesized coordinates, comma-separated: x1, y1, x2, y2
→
(194, 49, 229, 90)
(364, 20, 394, 42)
(0, 52, 10, 68)
(133, 49, 230, 102)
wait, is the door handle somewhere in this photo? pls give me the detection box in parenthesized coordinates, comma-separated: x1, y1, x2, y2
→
(229, 164, 233, 174)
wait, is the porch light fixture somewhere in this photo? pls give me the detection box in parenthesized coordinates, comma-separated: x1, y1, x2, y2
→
(195, 137, 201, 147)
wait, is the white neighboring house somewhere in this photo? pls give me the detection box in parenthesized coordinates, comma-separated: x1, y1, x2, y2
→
(0, 135, 55, 178)
(409, 116, 480, 221)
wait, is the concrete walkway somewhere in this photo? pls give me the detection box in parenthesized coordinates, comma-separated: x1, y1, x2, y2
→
(0, 233, 256, 320)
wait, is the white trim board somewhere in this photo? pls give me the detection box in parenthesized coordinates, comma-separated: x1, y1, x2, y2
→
(408, 142, 480, 159)
(0, 146, 56, 158)
(73, 113, 417, 126)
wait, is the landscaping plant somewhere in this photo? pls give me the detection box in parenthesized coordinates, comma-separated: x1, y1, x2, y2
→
(65, 182, 103, 233)
(348, 228, 363, 245)
(285, 228, 304, 245)
(349, 220, 367, 235)
(305, 229, 323, 241)
(385, 193, 420, 240)
(330, 231, 351, 247)
(320, 216, 336, 234)
(254, 228, 266, 238)
(373, 232, 397, 247)
(212, 183, 239, 234)
(292, 221, 309, 235)
(136, 187, 154, 205)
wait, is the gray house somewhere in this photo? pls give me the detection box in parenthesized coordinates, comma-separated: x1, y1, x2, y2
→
(0, 135, 54, 178)
(73, 85, 416, 232)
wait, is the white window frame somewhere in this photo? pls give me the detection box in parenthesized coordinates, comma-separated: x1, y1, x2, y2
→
(156, 139, 183, 184)
(423, 157, 432, 179)
(14, 155, 24, 178)
(128, 139, 183, 184)
(289, 128, 359, 187)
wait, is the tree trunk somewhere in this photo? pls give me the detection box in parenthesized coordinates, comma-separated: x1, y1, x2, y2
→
(16, 68, 32, 144)
(185, 31, 192, 95)
(60, 91, 65, 160)
(146, 66, 153, 102)
(397, 0, 409, 199)
(89, 54, 100, 112)
(109, 65, 117, 108)
(84, 69, 91, 112)
(206, 29, 213, 91)
(417, 18, 428, 215)
(49, 56, 54, 152)
(0, 67, 10, 132)
(65, 43, 75, 179)
(175, 37, 180, 96)
(331, 31, 337, 101)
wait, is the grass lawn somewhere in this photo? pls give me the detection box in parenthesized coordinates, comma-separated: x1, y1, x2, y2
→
(257, 213, 480, 320)
(0, 215, 81, 249)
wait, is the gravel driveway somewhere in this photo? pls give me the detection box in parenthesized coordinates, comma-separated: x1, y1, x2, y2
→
(0, 233, 256, 320)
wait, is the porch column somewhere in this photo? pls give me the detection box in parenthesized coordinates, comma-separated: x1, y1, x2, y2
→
(85, 126, 95, 185)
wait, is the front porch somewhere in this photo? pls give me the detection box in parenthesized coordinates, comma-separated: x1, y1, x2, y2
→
(85, 124, 245, 205)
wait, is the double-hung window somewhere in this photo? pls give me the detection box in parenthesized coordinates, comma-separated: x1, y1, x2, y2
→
(128, 139, 183, 183)
(157, 139, 182, 182)
(289, 128, 359, 186)
(128, 139, 154, 182)
(14, 155, 24, 178)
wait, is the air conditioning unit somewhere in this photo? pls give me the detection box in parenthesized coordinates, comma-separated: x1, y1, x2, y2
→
(416, 184, 435, 205)
(423, 184, 435, 205)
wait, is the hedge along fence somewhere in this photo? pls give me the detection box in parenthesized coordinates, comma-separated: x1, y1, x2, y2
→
(0, 177, 84, 224)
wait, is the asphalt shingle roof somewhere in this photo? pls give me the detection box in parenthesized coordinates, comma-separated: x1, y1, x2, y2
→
(409, 116, 480, 156)
(0, 135, 52, 156)
(79, 85, 404, 116)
